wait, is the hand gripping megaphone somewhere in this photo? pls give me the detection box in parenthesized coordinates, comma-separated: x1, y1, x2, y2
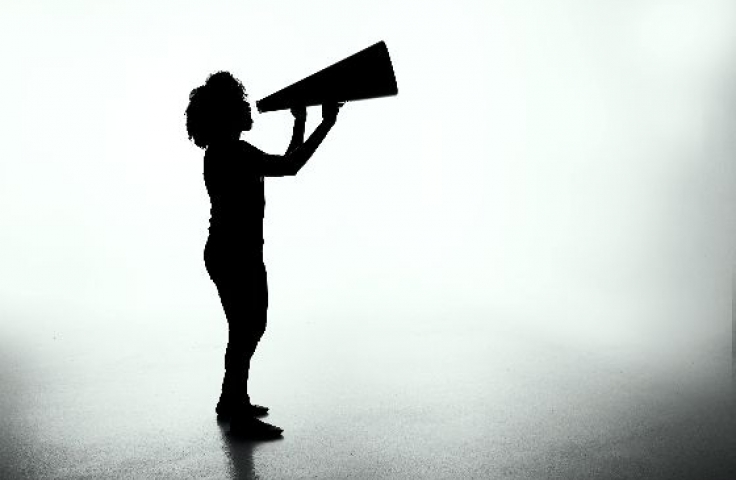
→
(256, 41, 398, 113)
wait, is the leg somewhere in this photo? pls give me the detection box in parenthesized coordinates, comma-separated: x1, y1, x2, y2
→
(213, 261, 269, 415)
(216, 264, 282, 438)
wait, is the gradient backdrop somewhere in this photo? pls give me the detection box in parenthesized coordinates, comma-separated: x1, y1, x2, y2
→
(0, 0, 734, 477)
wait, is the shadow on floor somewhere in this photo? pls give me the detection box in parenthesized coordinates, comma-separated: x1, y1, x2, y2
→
(218, 421, 284, 480)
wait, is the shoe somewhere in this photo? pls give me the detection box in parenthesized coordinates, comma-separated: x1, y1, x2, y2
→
(248, 404, 269, 416)
(216, 401, 270, 421)
(229, 416, 283, 440)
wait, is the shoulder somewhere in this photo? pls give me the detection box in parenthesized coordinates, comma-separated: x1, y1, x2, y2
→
(238, 140, 266, 157)
(205, 140, 260, 162)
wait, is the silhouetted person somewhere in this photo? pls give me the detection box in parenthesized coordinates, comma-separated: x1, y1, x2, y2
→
(186, 71, 341, 439)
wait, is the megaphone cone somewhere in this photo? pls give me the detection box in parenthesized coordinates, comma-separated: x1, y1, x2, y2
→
(256, 41, 398, 113)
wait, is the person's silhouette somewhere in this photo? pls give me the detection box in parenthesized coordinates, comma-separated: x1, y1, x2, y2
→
(186, 71, 341, 439)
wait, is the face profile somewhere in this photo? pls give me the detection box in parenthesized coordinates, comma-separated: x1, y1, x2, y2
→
(240, 101, 253, 132)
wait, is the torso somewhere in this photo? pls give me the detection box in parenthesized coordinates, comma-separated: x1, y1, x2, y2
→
(204, 140, 265, 251)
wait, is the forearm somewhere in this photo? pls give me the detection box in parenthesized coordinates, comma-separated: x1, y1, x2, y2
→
(286, 118, 306, 155)
(286, 119, 335, 173)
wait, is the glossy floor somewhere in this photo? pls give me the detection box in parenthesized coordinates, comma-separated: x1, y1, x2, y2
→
(1, 307, 733, 479)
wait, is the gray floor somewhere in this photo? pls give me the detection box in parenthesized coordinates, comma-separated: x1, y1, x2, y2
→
(1, 306, 733, 479)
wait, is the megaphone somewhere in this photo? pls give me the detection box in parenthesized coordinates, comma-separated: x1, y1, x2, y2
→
(256, 41, 398, 113)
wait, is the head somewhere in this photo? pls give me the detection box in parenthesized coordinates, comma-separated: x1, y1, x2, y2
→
(185, 71, 253, 149)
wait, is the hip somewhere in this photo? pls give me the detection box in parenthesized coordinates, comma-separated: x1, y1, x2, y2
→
(205, 236, 264, 274)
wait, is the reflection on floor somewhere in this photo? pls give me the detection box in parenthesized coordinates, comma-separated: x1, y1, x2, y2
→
(1, 308, 733, 479)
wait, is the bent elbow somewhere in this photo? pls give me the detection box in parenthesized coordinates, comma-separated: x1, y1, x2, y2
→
(283, 153, 304, 176)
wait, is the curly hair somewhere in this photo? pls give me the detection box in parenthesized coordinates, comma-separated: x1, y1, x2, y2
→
(185, 71, 252, 149)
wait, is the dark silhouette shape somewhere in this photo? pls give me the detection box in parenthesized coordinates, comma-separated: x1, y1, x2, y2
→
(256, 41, 398, 113)
(186, 71, 341, 439)
(218, 422, 280, 480)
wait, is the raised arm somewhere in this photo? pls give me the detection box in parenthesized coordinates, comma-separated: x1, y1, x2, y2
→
(250, 103, 341, 177)
(285, 106, 306, 155)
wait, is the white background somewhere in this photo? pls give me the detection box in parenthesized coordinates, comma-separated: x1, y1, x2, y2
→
(1, 0, 734, 379)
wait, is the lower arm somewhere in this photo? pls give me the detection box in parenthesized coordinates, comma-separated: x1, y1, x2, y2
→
(288, 120, 335, 173)
(286, 119, 306, 154)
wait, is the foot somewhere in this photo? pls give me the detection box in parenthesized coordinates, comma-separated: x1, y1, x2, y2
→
(216, 401, 270, 421)
(248, 403, 269, 416)
(229, 416, 283, 440)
